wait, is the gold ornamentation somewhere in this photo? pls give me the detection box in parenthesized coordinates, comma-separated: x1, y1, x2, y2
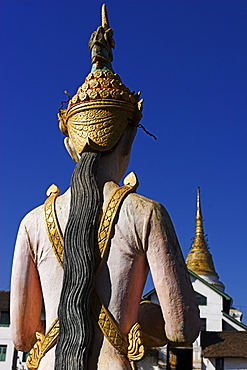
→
(102, 3, 110, 31)
(101, 79, 110, 88)
(94, 70, 103, 78)
(97, 172, 138, 272)
(67, 106, 134, 153)
(104, 70, 114, 78)
(71, 95, 78, 104)
(92, 290, 128, 355)
(128, 323, 145, 369)
(79, 92, 87, 101)
(92, 292, 145, 366)
(111, 79, 120, 88)
(89, 79, 99, 88)
(99, 89, 109, 98)
(87, 89, 98, 99)
(26, 318, 59, 370)
(58, 109, 68, 136)
(82, 82, 89, 90)
(43, 184, 63, 267)
(65, 71, 140, 108)
(58, 70, 143, 154)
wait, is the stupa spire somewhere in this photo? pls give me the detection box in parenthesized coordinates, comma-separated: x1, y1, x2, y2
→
(186, 188, 219, 278)
(194, 187, 209, 252)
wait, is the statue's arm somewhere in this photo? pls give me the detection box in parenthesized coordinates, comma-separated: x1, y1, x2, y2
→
(10, 218, 44, 352)
(145, 203, 201, 345)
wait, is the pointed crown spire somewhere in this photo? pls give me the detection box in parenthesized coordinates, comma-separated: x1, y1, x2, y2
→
(88, 3, 115, 72)
(102, 4, 110, 30)
(186, 187, 219, 277)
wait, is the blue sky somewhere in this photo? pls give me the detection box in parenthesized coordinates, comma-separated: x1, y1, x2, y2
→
(1, 1, 246, 323)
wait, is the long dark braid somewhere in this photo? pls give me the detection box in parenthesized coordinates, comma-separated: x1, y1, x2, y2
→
(55, 151, 101, 369)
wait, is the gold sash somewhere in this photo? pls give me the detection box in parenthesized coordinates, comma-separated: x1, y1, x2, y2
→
(27, 173, 144, 370)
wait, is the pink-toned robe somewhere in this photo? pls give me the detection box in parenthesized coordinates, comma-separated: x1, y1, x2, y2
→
(11, 181, 200, 369)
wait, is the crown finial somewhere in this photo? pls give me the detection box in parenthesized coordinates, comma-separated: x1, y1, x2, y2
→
(88, 4, 115, 71)
(102, 4, 110, 30)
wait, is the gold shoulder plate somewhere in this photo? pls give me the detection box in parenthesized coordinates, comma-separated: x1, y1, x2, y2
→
(43, 184, 64, 267)
(97, 173, 138, 273)
(123, 172, 139, 188)
(46, 184, 60, 197)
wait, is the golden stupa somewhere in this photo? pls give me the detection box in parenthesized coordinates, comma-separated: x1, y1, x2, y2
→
(186, 187, 224, 290)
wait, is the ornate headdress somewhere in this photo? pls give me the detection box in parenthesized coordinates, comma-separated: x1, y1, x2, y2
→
(58, 4, 143, 155)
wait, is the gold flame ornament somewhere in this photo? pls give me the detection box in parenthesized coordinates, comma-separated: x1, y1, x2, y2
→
(58, 4, 143, 155)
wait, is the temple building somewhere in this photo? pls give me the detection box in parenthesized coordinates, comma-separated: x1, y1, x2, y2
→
(140, 188, 247, 370)
(186, 188, 245, 334)
(0, 290, 28, 369)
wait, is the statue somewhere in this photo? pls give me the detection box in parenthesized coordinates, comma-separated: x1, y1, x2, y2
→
(10, 5, 201, 370)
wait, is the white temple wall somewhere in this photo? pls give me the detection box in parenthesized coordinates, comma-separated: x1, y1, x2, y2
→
(0, 326, 27, 370)
(192, 279, 223, 331)
(0, 326, 14, 370)
(193, 336, 202, 369)
(202, 358, 216, 370)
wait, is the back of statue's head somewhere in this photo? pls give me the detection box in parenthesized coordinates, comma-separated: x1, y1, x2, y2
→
(58, 4, 143, 161)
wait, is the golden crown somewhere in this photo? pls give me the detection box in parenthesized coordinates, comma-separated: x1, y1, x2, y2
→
(58, 4, 143, 154)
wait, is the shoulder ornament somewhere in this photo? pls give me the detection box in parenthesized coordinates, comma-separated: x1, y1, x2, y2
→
(43, 184, 63, 267)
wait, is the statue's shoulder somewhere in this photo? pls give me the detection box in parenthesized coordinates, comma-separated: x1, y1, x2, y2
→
(123, 191, 166, 218)
(20, 202, 44, 226)
(123, 191, 178, 248)
(121, 174, 174, 228)
(126, 192, 161, 206)
(20, 187, 70, 228)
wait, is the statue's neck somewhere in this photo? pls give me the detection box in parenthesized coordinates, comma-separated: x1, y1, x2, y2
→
(97, 155, 121, 189)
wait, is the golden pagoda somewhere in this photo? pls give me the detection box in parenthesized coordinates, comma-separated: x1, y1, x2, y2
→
(186, 187, 225, 291)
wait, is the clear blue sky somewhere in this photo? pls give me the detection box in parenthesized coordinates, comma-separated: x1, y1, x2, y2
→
(1, 1, 246, 323)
